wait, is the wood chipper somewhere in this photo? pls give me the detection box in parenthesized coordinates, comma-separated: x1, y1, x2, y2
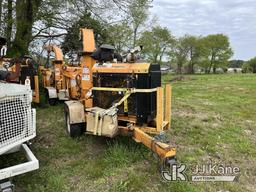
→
(40, 45, 69, 105)
(0, 37, 40, 104)
(64, 28, 176, 166)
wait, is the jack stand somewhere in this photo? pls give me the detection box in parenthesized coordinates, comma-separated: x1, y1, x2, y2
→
(0, 181, 14, 192)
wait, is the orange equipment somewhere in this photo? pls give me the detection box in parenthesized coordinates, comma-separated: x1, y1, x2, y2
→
(0, 39, 40, 104)
(40, 29, 96, 106)
(63, 28, 176, 166)
(40, 45, 68, 105)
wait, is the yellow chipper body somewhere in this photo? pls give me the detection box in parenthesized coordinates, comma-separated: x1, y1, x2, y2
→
(43, 28, 177, 165)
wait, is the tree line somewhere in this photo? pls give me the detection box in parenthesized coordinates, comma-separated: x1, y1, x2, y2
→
(0, 0, 152, 56)
(139, 29, 234, 74)
(0, 0, 254, 74)
(242, 58, 256, 73)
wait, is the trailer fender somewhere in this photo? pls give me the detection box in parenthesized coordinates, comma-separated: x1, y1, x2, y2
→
(45, 87, 57, 99)
(64, 101, 85, 124)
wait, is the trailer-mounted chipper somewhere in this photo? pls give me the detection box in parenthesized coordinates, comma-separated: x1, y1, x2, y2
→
(62, 29, 176, 166)
(40, 45, 70, 105)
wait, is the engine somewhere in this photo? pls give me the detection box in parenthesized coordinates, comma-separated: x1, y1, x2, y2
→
(92, 63, 161, 125)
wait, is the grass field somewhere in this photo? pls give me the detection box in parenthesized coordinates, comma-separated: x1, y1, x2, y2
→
(1, 74, 256, 192)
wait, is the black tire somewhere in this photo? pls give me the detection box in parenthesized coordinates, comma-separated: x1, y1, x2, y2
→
(45, 89, 57, 106)
(64, 104, 85, 138)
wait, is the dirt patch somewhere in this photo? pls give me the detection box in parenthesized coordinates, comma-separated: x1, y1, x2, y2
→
(69, 175, 82, 186)
(170, 76, 196, 82)
(242, 120, 256, 143)
(173, 109, 222, 123)
(244, 129, 252, 135)
(37, 120, 52, 129)
(36, 132, 56, 148)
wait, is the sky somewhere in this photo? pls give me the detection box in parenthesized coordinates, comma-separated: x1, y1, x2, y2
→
(150, 0, 256, 60)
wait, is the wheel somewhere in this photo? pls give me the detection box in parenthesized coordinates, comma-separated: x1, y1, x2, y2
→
(165, 157, 177, 166)
(45, 89, 57, 106)
(64, 105, 85, 137)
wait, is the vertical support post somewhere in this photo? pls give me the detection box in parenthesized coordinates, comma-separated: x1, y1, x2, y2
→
(33, 76, 40, 103)
(54, 63, 61, 90)
(157, 87, 164, 132)
(62, 70, 66, 90)
(164, 84, 171, 130)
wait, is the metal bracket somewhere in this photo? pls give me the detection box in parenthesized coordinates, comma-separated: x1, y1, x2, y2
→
(0, 181, 14, 192)
(0, 144, 39, 181)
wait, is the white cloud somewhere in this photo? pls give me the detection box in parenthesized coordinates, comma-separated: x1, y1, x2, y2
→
(150, 0, 256, 60)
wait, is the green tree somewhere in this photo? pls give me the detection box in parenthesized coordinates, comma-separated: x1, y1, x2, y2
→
(128, 0, 151, 47)
(0, 0, 2, 30)
(5, 0, 63, 57)
(202, 34, 233, 73)
(169, 36, 189, 74)
(0, 0, 14, 43)
(139, 26, 174, 64)
(105, 22, 133, 52)
(10, 0, 42, 57)
(229, 60, 244, 68)
(62, 12, 107, 56)
(5, 0, 13, 46)
(244, 57, 256, 73)
(182, 35, 203, 74)
(2, 0, 132, 57)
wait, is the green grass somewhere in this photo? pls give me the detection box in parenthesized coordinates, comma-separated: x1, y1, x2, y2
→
(1, 74, 256, 191)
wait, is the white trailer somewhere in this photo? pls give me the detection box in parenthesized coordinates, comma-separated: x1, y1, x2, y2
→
(0, 83, 39, 192)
